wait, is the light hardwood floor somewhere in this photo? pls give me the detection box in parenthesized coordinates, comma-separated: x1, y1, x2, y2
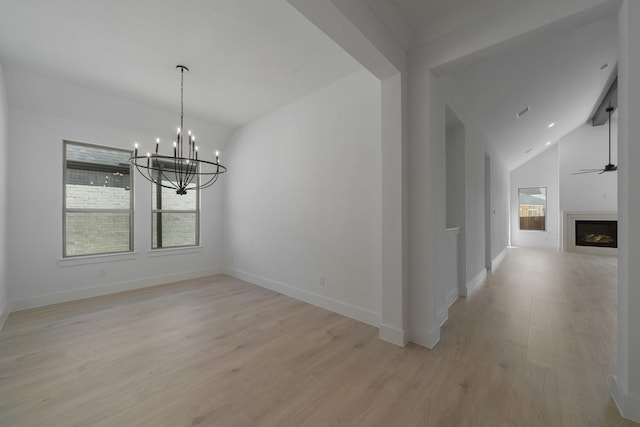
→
(0, 248, 637, 426)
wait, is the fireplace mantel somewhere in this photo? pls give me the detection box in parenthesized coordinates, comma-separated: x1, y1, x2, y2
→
(563, 211, 618, 255)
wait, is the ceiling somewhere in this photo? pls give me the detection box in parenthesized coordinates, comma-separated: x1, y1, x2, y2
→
(447, 13, 618, 170)
(0, 0, 620, 171)
(389, 0, 526, 43)
(382, 0, 619, 170)
(0, 0, 362, 128)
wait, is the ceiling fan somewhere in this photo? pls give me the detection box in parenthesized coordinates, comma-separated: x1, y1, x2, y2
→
(573, 106, 617, 175)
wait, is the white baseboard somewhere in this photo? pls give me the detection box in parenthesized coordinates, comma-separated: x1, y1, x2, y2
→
(0, 303, 8, 330)
(10, 267, 224, 312)
(461, 269, 487, 297)
(491, 246, 508, 271)
(437, 307, 448, 327)
(224, 267, 381, 327)
(378, 323, 407, 347)
(408, 324, 440, 349)
(437, 288, 460, 327)
(446, 287, 459, 307)
(612, 376, 640, 422)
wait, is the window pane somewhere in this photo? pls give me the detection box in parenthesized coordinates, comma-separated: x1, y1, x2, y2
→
(152, 212, 197, 249)
(66, 180, 131, 209)
(65, 144, 131, 209)
(519, 187, 546, 231)
(151, 181, 196, 210)
(65, 212, 130, 256)
(64, 141, 133, 257)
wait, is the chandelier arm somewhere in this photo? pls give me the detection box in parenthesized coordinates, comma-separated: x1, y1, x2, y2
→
(133, 163, 158, 185)
(183, 161, 198, 187)
(133, 159, 178, 191)
(195, 164, 227, 176)
(157, 169, 180, 191)
(147, 162, 161, 186)
(198, 174, 220, 189)
(173, 154, 184, 190)
(135, 169, 154, 185)
(133, 164, 183, 192)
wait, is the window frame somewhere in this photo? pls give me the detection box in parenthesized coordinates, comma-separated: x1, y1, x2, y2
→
(518, 186, 547, 232)
(62, 140, 134, 258)
(150, 164, 200, 250)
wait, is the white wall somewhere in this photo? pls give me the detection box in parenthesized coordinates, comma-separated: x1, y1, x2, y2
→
(224, 69, 382, 325)
(442, 76, 510, 284)
(0, 63, 9, 325)
(4, 65, 234, 308)
(446, 124, 465, 229)
(559, 120, 617, 212)
(510, 145, 560, 249)
(489, 154, 510, 261)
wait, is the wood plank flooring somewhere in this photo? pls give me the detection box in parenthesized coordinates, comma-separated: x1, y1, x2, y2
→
(0, 248, 637, 426)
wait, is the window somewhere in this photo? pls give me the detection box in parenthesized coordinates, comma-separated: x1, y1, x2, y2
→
(64, 141, 133, 257)
(519, 187, 546, 231)
(151, 166, 199, 249)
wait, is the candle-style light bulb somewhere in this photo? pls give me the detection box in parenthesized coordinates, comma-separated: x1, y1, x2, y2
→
(155, 138, 160, 153)
(188, 130, 192, 136)
(134, 142, 138, 157)
(173, 141, 177, 157)
(195, 146, 198, 160)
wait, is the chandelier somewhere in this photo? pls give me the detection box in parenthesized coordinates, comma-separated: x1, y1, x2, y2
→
(130, 65, 227, 195)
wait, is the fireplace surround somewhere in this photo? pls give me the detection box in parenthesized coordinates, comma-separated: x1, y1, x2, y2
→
(563, 212, 617, 255)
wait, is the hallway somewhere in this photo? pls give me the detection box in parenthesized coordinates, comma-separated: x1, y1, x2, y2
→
(433, 248, 627, 425)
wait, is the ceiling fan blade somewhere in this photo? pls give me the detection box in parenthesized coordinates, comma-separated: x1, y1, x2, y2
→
(572, 169, 603, 175)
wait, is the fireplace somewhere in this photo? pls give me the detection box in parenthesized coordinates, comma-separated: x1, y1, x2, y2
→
(563, 212, 617, 255)
(575, 220, 617, 248)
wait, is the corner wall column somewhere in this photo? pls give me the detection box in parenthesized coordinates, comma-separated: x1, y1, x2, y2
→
(379, 73, 407, 345)
(612, 0, 640, 422)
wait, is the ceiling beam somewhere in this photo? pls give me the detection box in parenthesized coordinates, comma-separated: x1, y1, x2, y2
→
(592, 76, 618, 126)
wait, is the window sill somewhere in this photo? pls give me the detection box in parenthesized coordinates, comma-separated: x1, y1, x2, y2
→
(58, 252, 139, 267)
(147, 246, 203, 257)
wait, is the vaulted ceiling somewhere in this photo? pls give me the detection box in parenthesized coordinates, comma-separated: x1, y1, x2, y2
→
(0, 0, 362, 127)
(0, 0, 620, 171)
(447, 14, 618, 169)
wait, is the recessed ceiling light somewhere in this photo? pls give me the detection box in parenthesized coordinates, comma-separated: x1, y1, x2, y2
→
(546, 141, 551, 145)
(548, 122, 555, 128)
